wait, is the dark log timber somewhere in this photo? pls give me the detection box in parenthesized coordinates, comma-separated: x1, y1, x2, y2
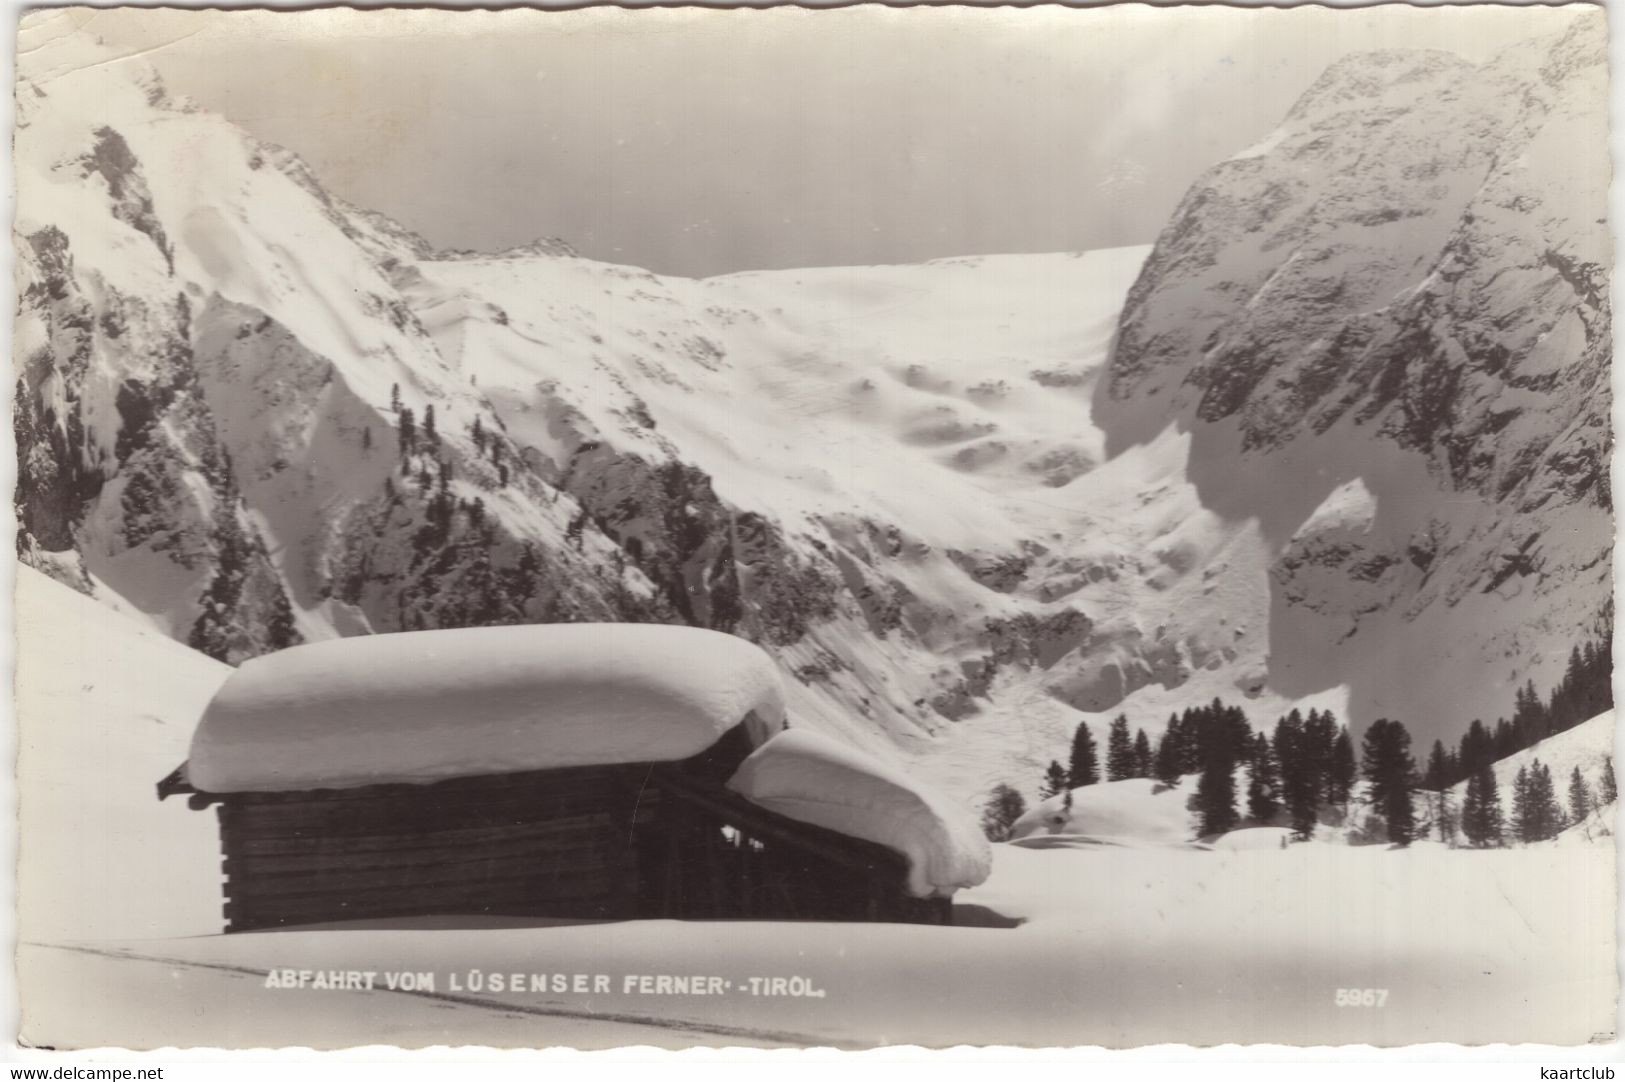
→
(160, 720, 954, 932)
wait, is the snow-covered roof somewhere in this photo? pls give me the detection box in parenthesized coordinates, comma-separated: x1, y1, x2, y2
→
(726, 728, 991, 898)
(188, 624, 785, 793)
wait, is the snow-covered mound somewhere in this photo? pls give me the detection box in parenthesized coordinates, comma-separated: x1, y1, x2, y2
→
(188, 624, 785, 792)
(728, 728, 991, 897)
(16, 566, 229, 940)
(1008, 775, 1215, 848)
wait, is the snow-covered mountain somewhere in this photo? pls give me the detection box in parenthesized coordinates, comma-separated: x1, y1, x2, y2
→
(13, 11, 1609, 801)
(1101, 13, 1612, 749)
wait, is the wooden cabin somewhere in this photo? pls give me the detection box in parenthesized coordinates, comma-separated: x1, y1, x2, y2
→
(157, 624, 974, 933)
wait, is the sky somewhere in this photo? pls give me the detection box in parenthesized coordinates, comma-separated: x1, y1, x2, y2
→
(76, 3, 1582, 278)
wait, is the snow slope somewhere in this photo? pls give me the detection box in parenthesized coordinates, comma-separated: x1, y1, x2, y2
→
(15, 566, 229, 941)
(1444, 710, 1616, 828)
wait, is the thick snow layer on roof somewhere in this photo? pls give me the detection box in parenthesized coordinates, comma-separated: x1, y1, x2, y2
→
(189, 624, 785, 792)
(727, 728, 991, 897)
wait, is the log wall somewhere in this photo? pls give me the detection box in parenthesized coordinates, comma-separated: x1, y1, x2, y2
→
(218, 764, 644, 932)
(189, 723, 954, 932)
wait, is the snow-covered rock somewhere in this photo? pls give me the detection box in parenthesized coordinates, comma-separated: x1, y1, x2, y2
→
(727, 728, 991, 897)
(188, 624, 786, 792)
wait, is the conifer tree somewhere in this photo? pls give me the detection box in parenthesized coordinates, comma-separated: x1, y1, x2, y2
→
(1196, 754, 1238, 837)
(1068, 723, 1100, 788)
(1040, 760, 1070, 801)
(1532, 761, 1563, 839)
(1305, 708, 1338, 802)
(980, 784, 1027, 842)
(1154, 729, 1181, 787)
(1601, 758, 1618, 806)
(423, 403, 439, 447)
(1462, 767, 1503, 847)
(1423, 740, 1449, 791)
(1569, 766, 1592, 825)
(1512, 764, 1533, 842)
(266, 587, 299, 651)
(1133, 729, 1153, 778)
(1274, 713, 1317, 838)
(1329, 726, 1356, 805)
(398, 406, 417, 456)
(1246, 731, 1280, 823)
(1433, 787, 1459, 846)
(1106, 715, 1135, 781)
(390, 382, 401, 413)
(1361, 718, 1417, 845)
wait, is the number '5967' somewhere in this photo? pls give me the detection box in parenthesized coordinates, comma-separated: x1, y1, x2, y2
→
(1335, 988, 1389, 1007)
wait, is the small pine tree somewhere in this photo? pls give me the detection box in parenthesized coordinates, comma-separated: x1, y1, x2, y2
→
(980, 784, 1027, 842)
(1569, 765, 1592, 824)
(1601, 758, 1618, 805)
(1106, 715, 1135, 781)
(472, 415, 486, 453)
(398, 406, 417, 456)
(424, 403, 439, 447)
(390, 382, 401, 413)
(1068, 723, 1100, 788)
(361, 426, 372, 453)
(1040, 759, 1070, 801)
(1132, 729, 1153, 778)
(1462, 766, 1503, 847)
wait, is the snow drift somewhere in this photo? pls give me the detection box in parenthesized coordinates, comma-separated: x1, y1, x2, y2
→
(728, 728, 991, 897)
(188, 623, 786, 792)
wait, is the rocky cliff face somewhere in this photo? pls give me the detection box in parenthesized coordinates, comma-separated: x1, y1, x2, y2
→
(13, 13, 1609, 798)
(1101, 13, 1611, 739)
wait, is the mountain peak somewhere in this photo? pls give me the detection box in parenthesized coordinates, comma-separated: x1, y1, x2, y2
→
(1285, 48, 1473, 124)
